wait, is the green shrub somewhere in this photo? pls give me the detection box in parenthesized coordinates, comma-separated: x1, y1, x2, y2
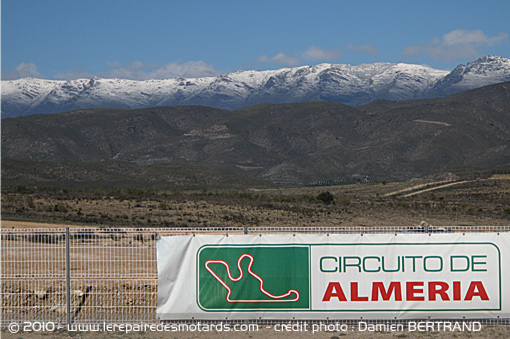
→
(317, 191, 335, 205)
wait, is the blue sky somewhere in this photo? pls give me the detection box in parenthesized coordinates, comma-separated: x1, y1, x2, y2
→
(2, 0, 510, 80)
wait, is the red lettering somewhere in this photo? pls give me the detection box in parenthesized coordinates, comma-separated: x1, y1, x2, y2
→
(406, 281, 424, 301)
(322, 282, 347, 302)
(351, 282, 368, 301)
(464, 281, 489, 301)
(428, 281, 450, 301)
(322, 280, 489, 303)
(453, 281, 461, 301)
(372, 282, 402, 301)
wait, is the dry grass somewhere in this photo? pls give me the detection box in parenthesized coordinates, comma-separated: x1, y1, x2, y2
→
(2, 179, 510, 229)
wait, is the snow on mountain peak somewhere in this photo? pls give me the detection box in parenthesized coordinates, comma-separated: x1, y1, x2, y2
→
(2, 56, 510, 118)
(428, 56, 510, 96)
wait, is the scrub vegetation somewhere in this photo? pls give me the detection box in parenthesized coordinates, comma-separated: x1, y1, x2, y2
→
(3, 177, 510, 229)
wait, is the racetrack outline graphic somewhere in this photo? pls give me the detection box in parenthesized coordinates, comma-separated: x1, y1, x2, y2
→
(205, 253, 300, 303)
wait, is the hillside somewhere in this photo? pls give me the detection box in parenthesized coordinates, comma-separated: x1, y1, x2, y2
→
(2, 81, 510, 188)
(2, 56, 510, 118)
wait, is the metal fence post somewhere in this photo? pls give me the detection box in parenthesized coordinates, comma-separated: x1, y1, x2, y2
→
(66, 227, 71, 328)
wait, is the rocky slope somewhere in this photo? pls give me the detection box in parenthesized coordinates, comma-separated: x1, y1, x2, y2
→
(3, 81, 510, 187)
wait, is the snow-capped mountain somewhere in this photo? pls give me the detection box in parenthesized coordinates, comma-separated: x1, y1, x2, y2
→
(2, 56, 510, 118)
(428, 55, 510, 97)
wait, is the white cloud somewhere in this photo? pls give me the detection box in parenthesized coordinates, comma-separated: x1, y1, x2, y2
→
(102, 60, 223, 80)
(303, 46, 341, 62)
(404, 29, 509, 61)
(98, 61, 151, 79)
(52, 60, 224, 81)
(2, 62, 45, 80)
(347, 44, 379, 57)
(146, 60, 223, 79)
(3, 60, 224, 81)
(54, 69, 94, 80)
(258, 52, 301, 67)
(258, 48, 341, 67)
(97, 60, 223, 80)
(443, 29, 508, 46)
(105, 60, 121, 68)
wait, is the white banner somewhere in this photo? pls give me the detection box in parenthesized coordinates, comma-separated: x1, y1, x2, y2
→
(157, 233, 510, 320)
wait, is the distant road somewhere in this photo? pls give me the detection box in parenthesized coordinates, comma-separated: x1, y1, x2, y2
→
(384, 180, 472, 198)
(399, 180, 471, 198)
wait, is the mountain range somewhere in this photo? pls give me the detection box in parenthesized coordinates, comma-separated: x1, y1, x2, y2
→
(2, 56, 510, 118)
(3, 81, 510, 188)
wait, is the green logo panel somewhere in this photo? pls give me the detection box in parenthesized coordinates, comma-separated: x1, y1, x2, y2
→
(198, 245, 310, 310)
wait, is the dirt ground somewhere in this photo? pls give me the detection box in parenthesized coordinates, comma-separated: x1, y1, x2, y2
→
(3, 178, 510, 230)
(2, 178, 510, 338)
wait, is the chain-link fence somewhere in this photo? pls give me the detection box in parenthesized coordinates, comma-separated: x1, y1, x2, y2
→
(2, 226, 510, 327)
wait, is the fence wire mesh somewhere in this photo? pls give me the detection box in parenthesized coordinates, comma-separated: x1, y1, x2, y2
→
(2, 226, 510, 327)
